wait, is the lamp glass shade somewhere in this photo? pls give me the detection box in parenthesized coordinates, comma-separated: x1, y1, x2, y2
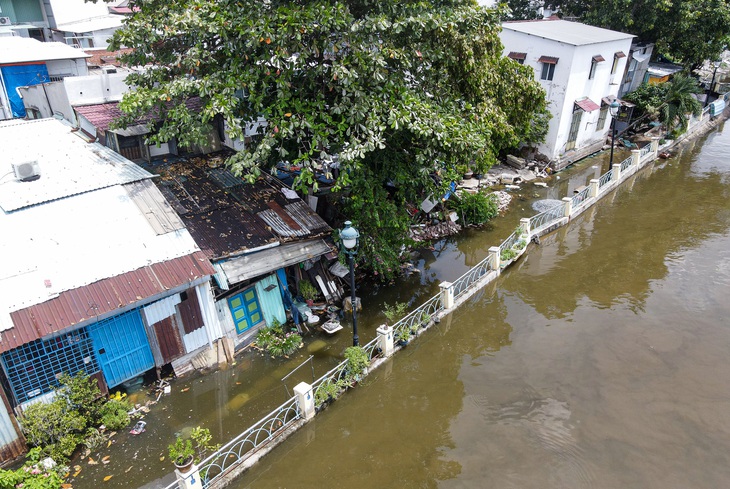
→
(341, 221, 359, 250)
(609, 100, 620, 117)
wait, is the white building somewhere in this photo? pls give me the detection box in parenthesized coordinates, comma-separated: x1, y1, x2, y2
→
(500, 19, 634, 169)
(0, 36, 89, 119)
(51, 14, 124, 49)
(18, 68, 130, 122)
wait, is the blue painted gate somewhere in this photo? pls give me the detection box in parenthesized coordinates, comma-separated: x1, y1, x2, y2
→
(87, 309, 154, 388)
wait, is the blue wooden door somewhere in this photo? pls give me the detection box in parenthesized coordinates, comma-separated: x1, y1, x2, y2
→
(228, 288, 263, 334)
(87, 309, 154, 388)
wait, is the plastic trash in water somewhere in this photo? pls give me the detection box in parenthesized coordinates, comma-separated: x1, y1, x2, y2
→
(130, 420, 146, 435)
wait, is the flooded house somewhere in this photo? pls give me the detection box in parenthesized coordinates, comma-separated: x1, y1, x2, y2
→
(0, 118, 223, 463)
(142, 154, 337, 352)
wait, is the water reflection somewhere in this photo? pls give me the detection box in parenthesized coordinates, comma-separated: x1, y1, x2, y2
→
(236, 125, 730, 489)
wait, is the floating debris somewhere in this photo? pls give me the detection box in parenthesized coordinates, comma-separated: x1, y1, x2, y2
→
(130, 420, 146, 435)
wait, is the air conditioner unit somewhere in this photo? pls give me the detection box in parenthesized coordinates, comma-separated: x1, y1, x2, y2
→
(0, 17, 11, 26)
(12, 160, 41, 182)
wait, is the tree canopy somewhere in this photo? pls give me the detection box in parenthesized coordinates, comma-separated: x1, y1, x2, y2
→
(111, 0, 548, 279)
(506, 0, 542, 20)
(545, 0, 730, 69)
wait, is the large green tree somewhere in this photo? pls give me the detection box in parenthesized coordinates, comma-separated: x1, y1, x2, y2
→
(111, 0, 547, 279)
(545, 0, 730, 69)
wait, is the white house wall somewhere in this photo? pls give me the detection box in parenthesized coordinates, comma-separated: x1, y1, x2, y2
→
(64, 72, 129, 105)
(500, 28, 632, 161)
(46, 58, 88, 78)
(21, 81, 73, 120)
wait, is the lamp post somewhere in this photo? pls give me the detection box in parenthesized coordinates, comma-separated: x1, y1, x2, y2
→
(704, 60, 721, 108)
(340, 221, 360, 346)
(608, 100, 620, 170)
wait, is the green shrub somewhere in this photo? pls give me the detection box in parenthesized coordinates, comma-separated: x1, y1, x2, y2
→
(298, 279, 318, 302)
(383, 301, 408, 325)
(0, 451, 65, 489)
(451, 191, 498, 226)
(501, 248, 518, 261)
(255, 322, 302, 357)
(344, 346, 369, 381)
(98, 398, 132, 431)
(19, 372, 133, 463)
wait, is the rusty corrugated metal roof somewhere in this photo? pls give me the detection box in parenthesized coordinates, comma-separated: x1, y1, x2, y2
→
(74, 98, 203, 134)
(1, 252, 213, 354)
(146, 156, 331, 260)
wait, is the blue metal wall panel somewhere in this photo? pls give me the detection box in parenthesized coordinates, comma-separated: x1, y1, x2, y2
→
(87, 309, 154, 388)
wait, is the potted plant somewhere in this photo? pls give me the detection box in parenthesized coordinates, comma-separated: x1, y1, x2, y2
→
(500, 247, 518, 267)
(298, 279, 318, 306)
(168, 427, 217, 473)
(314, 379, 342, 409)
(419, 311, 431, 328)
(168, 435, 195, 473)
(343, 346, 369, 384)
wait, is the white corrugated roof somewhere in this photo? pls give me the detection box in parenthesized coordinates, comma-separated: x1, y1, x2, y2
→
(0, 37, 91, 64)
(502, 20, 634, 46)
(0, 119, 151, 212)
(56, 15, 124, 34)
(0, 119, 202, 325)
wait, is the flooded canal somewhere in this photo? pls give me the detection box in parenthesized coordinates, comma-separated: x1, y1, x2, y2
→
(72, 124, 730, 489)
(235, 128, 730, 488)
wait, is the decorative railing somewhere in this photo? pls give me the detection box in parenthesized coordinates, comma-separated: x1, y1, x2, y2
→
(162, 397, 302, 489)
(451, 255, 494, 299)
(499, 230, 520, 255)
(528, 201, 565, 234)
(640, 144, 652, 158)
(571, 186, 591, 208)
(599, 170, 613, 189)
(620, 155, 632, 172)
(391, 294, 443, 341)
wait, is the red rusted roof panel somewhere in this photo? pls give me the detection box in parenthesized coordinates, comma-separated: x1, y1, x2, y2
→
(575, 98, 600, 112)
(3, 252, 213, 353)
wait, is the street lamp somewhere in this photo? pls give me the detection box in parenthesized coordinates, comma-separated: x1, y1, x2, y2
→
(340, 221, 360, 346)
(609, 100, 620, 170)
(704, 60, 721, 107)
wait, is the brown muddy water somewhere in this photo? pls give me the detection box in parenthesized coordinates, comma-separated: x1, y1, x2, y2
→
(74, 125, 730, 489)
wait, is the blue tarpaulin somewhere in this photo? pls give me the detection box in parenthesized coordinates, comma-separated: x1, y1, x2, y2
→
(1, 63, 49, 118)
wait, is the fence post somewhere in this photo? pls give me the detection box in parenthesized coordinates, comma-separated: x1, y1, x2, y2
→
(175, 466, 203, 489)
(589, 178, 599, 198)
(631, 148, 640, 166)
(562, 197, 573, 218)
(293, 382, 315, 421)
(651, 137, 660, 156)
(488, 246, 500, 272)
(612, 163, 621, 182)
(519, 217, 530, 236)
(439, 281, 454, 309)
(376, 325, 395, 357)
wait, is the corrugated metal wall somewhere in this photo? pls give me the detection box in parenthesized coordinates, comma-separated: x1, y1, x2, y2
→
(0, 387, 25, 466)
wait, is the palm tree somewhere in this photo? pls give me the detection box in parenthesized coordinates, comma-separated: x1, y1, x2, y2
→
(660, 73, 703, 133)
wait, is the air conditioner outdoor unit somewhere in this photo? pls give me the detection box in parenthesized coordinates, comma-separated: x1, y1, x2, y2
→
(0, 17, 11, 26)
(12, 160, 41, 182)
